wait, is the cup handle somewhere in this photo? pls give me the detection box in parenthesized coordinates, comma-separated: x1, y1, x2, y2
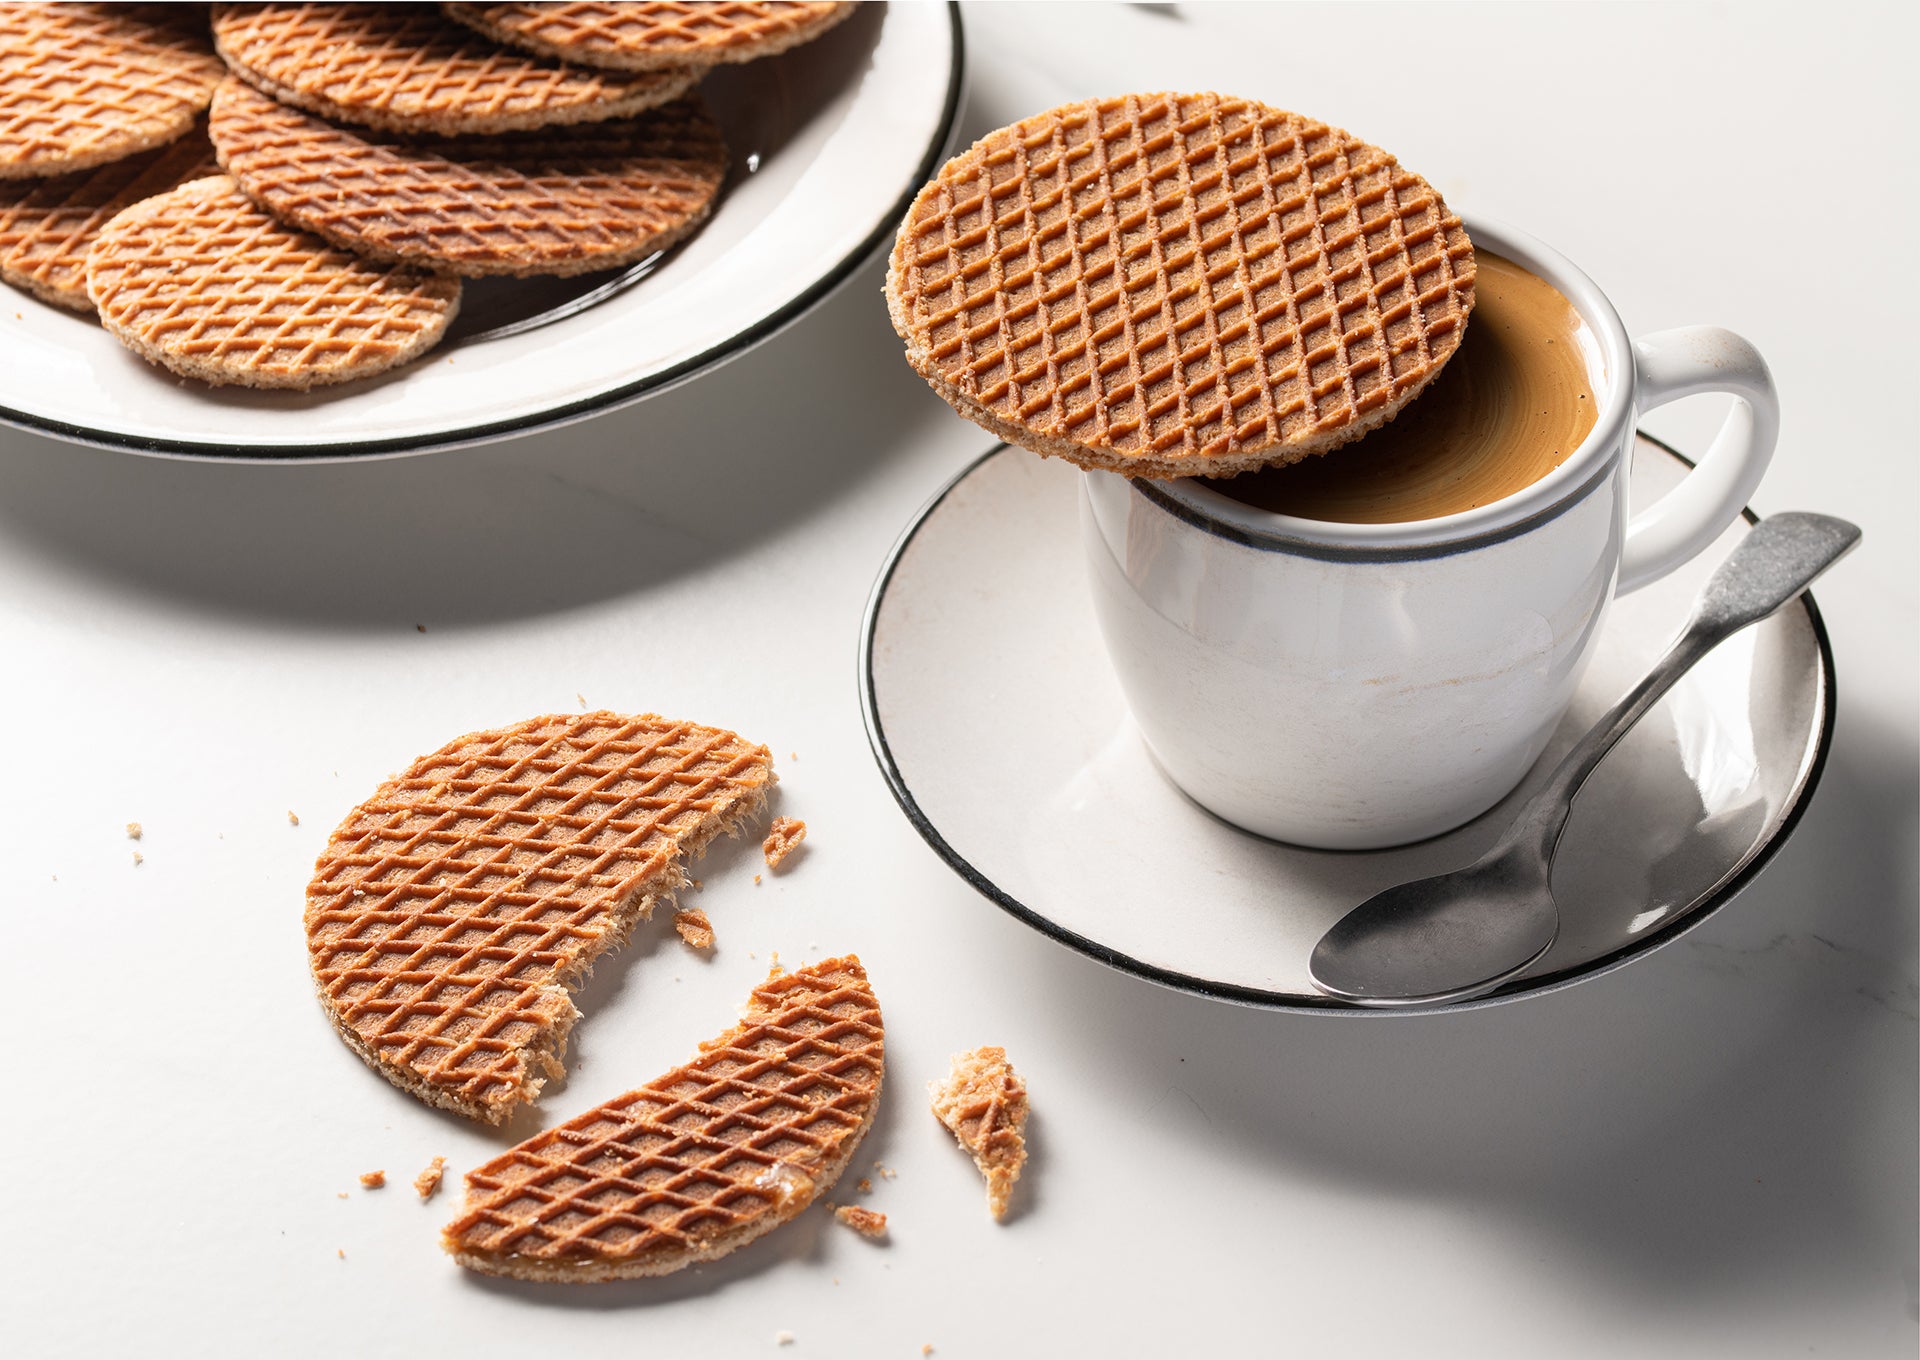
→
(1618, 326, 1780, 594)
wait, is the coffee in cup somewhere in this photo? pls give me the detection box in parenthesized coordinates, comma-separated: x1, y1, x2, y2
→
(1210, 253, 1600, 524)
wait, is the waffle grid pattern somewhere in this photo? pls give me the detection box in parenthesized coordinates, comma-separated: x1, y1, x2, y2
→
(445, 958, 881, 1275)
(931, 1045, 1028, 1218)
(213, 3, 698, 134)
(306, 713, 774, 1121)
(0, 3, 224, 178)
(0, 123, 218, 308)
(443, 1, 852, 71)
(87, 175, 459, 387)
(889, 93, 1475, 474)
(211, 79, 726, 277)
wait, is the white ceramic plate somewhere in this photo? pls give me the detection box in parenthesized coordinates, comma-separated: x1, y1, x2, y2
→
(861, 437, 1836, 1014)
(0, 2, 962, 460)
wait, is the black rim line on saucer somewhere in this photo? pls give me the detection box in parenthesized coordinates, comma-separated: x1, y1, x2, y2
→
(0, 2, 967, 464)
(856, 434, 1840, 1017)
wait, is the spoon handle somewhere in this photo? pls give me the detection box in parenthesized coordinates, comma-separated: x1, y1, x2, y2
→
(1506, 513, 1861, 861)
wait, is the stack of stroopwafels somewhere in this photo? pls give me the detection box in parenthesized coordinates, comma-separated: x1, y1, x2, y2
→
(0, 1, 853, 389)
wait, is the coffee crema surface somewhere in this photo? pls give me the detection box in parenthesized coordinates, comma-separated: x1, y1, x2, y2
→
(1211, 252, 1598, 524)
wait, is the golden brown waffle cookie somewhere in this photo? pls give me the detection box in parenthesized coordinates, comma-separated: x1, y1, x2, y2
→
(886, 93, 1477, 480)
(443, 955, 883, 1281)
(210, 78, 725, 278)
(0, 120, 217, 310)
(86, 174, 460, 387)
(442, 1, 854, 72)
(929, 1045, 1028, 1219)
(306, 712, 775, 1125)
(0, 2, 224, 179)
(212, 2, 700, 136)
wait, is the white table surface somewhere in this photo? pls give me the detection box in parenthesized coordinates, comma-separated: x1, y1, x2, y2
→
(4, 4, 1915, 1356)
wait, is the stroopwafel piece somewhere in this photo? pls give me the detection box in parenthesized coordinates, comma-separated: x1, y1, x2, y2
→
(930, 1045, 1028, 1219)
(443, 955, 883, 1281)
(306, 713, 775, 1125)
(885, 93, 1477, 480)
(211, 78, 726, 277)
(1, 3, 225, 179)
(1, 119, 217, 309)
(86, 174, 460, 387)
(443, 1, 854, 72)
(212, 2, 701, 136)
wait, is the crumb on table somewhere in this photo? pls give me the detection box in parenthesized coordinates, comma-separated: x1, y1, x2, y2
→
(762, 817, 806, 869)
(287, 810, 299, 826)
(359, 1170, 385, 1189)
(132, 851, 143, 866)
(414, 1156, 446, 1200)
(673, 907, 714, 950)
(125, 822, 142, 840)
(833, 1204, 888, 1238)
(775, 1331, 794, 1346)
(929, 1045, 1030, 1220)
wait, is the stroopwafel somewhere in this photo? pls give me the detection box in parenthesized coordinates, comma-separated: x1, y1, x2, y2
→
(885, 93, 1477, 480)
(210, 77, 726, 277)
(1, 119, 218, 310)
(444, 955, 883, 1281)
(305, 712, 775, 1124)
(442, 1, 854, 72)
(86, 174, 460, 387)
(929, 1045, 1028, 1219)
(1, 3, 225, 179)
(212, 2, 701, 136)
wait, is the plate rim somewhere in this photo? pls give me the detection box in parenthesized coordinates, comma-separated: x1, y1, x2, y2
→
(858, 435, 1840, 1016)
(0, 2, 967, 464)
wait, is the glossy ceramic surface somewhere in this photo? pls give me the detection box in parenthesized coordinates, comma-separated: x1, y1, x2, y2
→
(0, 2, 962, 460)
(862, 437, 1835, 1013)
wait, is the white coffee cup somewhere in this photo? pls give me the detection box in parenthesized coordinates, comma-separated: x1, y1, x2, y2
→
(1080, 213, 1779, 850)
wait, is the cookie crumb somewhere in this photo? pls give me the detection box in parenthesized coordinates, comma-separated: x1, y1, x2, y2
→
(338, 1249, 345, 1259)
(287, 810, 299, 826)
(336, 1192, 349, 1200)
(125, 821, 143, 840)
(673, 908, 714, 950)
(774, 1332, 794, 1346)
(576, 692, 586, 707)
(789, 751, 798, 761)
(763, 817, 806, 869)
(857, 1177, 872, 1194)
(414, 1156, 446, 1200)
(833, 1204, 887, 1238)
(922, 1347, 935, 1357)
(132, 851, 143, 866)
(754, 873, 762, 885)
(415, 623, 426, 633)
(359, 1170, 385, 1189)
(930, 1046, 1029, 1219)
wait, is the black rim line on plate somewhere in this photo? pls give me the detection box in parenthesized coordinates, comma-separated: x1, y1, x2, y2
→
(856, 434, 1841, 1017)
(0, 2, 968, 463)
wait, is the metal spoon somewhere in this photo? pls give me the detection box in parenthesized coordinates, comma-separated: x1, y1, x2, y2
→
(1308, 512, 1861, 1008)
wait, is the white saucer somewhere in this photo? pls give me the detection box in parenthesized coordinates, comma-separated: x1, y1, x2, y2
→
(860, 436, 1836, 1013)
(0, 2, 961, 461)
